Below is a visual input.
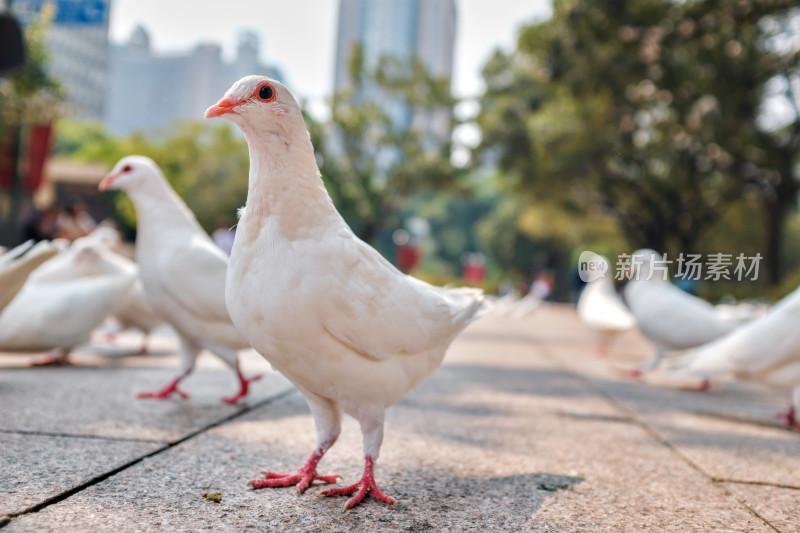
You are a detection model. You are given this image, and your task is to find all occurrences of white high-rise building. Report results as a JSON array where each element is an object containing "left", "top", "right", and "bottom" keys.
[
  {"left": 334, "top": 0, "right": 456, "bottom": 139},
  {"left": 12, "top": 0, "right": 111, "bottom": 121},
  {"left": 106, "top": 28, "right": 283, "bottom": 136}
]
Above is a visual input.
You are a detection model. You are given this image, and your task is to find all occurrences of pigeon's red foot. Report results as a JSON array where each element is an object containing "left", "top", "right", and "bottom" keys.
[
  {"left": 137, "top": 377, "right": 189, "bottom": 400},
  {"left": 319, "top": 456, "right": 396, "bottom": 509},
  {"left": 248, "top": 451, "right": 340, "bottom": 493},
  {"left": 774, "top": 407, "right": 799, "bottom": 431},
  {"left": 683, "top": 378, "right": 711, "bottom": 392},
  {"left": 615, "top": 366, "right": 643, "bottom": 379},
  {"left": 31, "top": 352, "right": 70, "bottom": 366},
  {"left": 222, "top": 371, "right": 263, "bottom": 405}
]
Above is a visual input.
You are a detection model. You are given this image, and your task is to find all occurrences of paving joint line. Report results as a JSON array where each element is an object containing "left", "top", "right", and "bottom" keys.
[
  {"left": 0, "top": 387, "right": 297, "bottom": 530},
  {"left": 0, "top": 428, "right": 166, "bottom": 444},
  {"left": 537, "top": 346, "right": 782, "bottom": 533},
  {"left": 713, "top": 478, "right": 800, "bottom": 491}
]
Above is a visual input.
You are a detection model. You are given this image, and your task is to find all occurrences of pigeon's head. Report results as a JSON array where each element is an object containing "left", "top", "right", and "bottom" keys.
[
  {"left": 99, "top": 155, "right": 162, "bottom": 193},
  {"left": 204, "top": 75, "right": 301, "bottom": 129}
]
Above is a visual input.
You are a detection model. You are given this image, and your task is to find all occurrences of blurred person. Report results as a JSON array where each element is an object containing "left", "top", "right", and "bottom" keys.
[
  {"left": 531, "top": 272, "right": 554, "bottom": 301},
  {"left": 56, "top": 199, "right": 96, "bottom": 241},
  {"left": 212, "top": 219, "right": 236, "bottom": 255},
  {"left": 20, "top": 205, "right": 58, "bottom": 242}
]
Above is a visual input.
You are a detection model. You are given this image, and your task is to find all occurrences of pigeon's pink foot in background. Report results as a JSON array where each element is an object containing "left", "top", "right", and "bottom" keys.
[
  {"left": 683, "top": 378, "right": 711, "bottom": 392},
  {"left": 133, "top": 336, "right": 149, "bottom": 356},
  {"left": 137, "top": 376, "right": 189, "bottom": 400},
  {"left": 31, "top": 350, "right": 71, "bottom": 367},
  {"left": 319, "top": 456, "right": 396, "bottom": 509},
  {"left": 249, "top": 449, "right": 340, "bottom": 493},
  {"left": 222, "top": 370, "right": 263, "bottom": 405},
  {"left": 594, "top": 342, "right": 609, "bottom": 358},
  {"left": 615, "top": 366, "right": 643, "bottom": 380},
  {"left": 774, "top": 406, "right": 799, "bottom": 431}
]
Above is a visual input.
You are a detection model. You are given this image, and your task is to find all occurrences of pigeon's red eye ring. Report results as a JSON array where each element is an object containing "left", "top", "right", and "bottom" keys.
[
  {"left": 122, "top": 165, "right": 132, "bottom": 172},
  {"left": 255, "top": 82, "right": 276, "bottom": 102}
]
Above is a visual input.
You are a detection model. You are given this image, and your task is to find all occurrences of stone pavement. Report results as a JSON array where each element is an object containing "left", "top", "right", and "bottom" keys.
[{"left": 0, "top": 306, "right": 797, "bottom": 532}]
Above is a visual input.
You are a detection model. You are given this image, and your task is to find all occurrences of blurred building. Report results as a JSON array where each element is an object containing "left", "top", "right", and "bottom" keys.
[
  {"left": 105, "top": 27, "right": 284, "bottom": 136},
  {"left": 334, "top": 0, "right": 456, "bottom": 142},
  {"left": 11, "top": 0, "right": 111, "bottom": 121}
]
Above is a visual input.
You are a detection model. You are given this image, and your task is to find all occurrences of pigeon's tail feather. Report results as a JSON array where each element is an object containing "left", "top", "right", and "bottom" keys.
[{"left": 446, "top": 287, "right": 487, "bottom": 325}]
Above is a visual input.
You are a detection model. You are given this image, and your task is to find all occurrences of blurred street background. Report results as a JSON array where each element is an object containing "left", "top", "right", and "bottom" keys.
[{"left": 1, "top": 0, "right": 796, "bottom": 302}]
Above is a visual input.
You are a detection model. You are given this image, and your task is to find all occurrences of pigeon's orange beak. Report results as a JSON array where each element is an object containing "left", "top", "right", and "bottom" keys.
[
  {"left": 205, "top": 96, "right": 240, "bottom": 118},
  {"left": 98, "top": 172, "right": 116, "bottom": 191}
]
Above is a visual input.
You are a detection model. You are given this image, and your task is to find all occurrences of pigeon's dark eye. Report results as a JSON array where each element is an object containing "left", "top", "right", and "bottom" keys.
[
  {"left": 122, "top": 165, "right": 132, "bottom": 173},
  {"left": 257, "top": 83, "right": 276, "bottom": 102}
]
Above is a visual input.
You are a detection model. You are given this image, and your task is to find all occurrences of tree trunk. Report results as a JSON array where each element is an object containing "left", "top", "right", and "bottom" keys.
[{"left": 763, "top": 196, "right": 785, "bottom": 286}]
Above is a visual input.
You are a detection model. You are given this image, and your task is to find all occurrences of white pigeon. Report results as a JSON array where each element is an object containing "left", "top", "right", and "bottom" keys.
[
  {"left": 206, "top": 76, "right": 485, "bottom": 509},
  {"left": 577, "top": 253, "right": 635, "bottom": 356},
  {"left": 98, "top": 156, "right": 260, "bottom": 404},
  {"left": 665, "top": 285, "right": 800, "bottom": 431},
  {"left": 30, "top": 236, "right": 164, "bottom": 354},
  {"left": 0, "top": 247, "right": 135, "bottom": 363},
  {"left": 0, "top": 240, "right": 59, "bottom": 313},
  {"left": 623, "top": 249, "right": 740, "bottom": 381}
]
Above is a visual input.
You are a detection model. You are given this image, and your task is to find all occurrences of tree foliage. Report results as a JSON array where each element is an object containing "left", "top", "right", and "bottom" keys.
[
  {"left": 309, "top": 45, "right": 462, "bottom": 245},
  {"left": 477, "top": 0, "right": 800, "bottom": 283}
]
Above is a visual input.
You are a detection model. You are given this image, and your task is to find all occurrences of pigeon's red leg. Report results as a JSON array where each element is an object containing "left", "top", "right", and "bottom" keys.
[
  {"left": 31, "top": 348, "right": 71, "bottom": 367},
  {"left": 137, "top": 374, "right": 190, "bottom": 400},
  {"left": 319, "top": 456, "right": 396, "bottom": 509},
  {"left": 133, "top": 334, "right": 149, "bottom": 356},
  {"left": 595, "top": 339, "right": 609, "bottom": 358},
  {"left": 774, "top": 406, "right": 798, "bottom": 430},
  {"left": 683, "top": 378, "right": 711, "bottom": 392},
  {"left": 222, "top": 365, "right": 263, "bottom": 405},
  {"left": 249, "top": 442, "right": 341, "bottom": 493}
]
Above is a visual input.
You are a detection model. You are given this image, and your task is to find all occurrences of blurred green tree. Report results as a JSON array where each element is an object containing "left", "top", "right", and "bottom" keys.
[
  {"left": 477, "top": 0, "right": 800, "bottom": 284},
  {"left": 59, "top": 121, "right": 249, "bottom": 234},
  {"left": 309, "top": 44, "right": 463, "bottom": 246}
]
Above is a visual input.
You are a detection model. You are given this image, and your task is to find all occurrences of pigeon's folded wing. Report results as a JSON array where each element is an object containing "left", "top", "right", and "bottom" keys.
[
  {"left": 156, "top": 234, "right": 231, "bottom": 321},
  {"left": 321, "top": 235, "right": 480, "bottom": 361}
]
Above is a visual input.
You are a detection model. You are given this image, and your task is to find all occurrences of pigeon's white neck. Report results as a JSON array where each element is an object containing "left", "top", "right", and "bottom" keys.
[
  {"left": 125, "top": 175, "right": 205, "bottom": 240},
  {"left": 239, "top": 117, "right": 341, "bottom": 240}
]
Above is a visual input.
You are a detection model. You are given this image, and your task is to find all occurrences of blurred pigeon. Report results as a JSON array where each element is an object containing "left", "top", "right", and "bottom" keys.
[
  {"left": 577, "top": 253, "right": 635, "bottom": 356},
  {"left": 0, "top": 248, "right": 135, "bottom": 364},
  {"left": 30, "top": 236, "right": 164, "bottom": 354},
  {"left": 99, "top": 156, "right": 260, "bottom": 404},
  {"left": 0, "top": 240, "right": 58, "bottom": 313},
  {"left": 665, "top": 286, "right": 800, "bottom": 430},
  {"left": 206, "top": 76, "right": 485, "bottom": 509},
  {"left": 623, "top": 249, "right": 740, "bottom": 383}
]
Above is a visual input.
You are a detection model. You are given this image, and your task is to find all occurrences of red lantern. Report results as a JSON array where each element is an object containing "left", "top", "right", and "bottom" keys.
[{"left": 25, "top": 123, "right": 53, "bottom": 192}]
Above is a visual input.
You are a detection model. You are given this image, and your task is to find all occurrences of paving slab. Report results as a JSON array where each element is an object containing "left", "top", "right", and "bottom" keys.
[
  {"left": 0, "top": 432, "right": 161, "bottom": 520},
  {"left": 725, "top": 483, "right": 800, "bottom": 533},
  {"left": 4, "top": 317, "right": 778, "bottom": 532},
  {"left": 0, "top": 364, "right": 292, "bottom": 442}
]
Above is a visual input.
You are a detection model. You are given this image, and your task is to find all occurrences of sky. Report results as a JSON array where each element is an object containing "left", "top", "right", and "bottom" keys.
[{"left": 108, "top": 0, "right": 551, "bottom": 111}]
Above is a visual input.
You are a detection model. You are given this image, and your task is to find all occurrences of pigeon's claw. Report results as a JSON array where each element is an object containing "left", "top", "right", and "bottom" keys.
[
  {"left": 249, "top": 468, "right": 340, "bottom": 493},
  {"left": 318, "top": 456, "right": 396, "bottom": 509},
  {"left": 136, "top": 377, "right": 189, "bottom": 400},
  {"left": 31, "top": 349, "right": 71, "bottom": 367},
  {"left": 774, "top": 406, "right": 799, "bottom": 431},
  {"left": 221, "top": 371, "right": 263, "bottom": 404}
]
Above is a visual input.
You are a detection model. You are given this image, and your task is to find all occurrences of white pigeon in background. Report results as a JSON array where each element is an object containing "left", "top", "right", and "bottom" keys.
[
  {"left": 623, "top": 249, "right": 741, "bottom": 384},
  {"left": 98, "top": 156, "right": 260, "bottom": 404},
  {"left": 665, "top": 285, "right": 800, "bottom": 431},
  {"left": 0, "top": 240, "right": 59, "bottom": 313},
  {"left": 30, "top": 236, "right": 164, "bottom": 354},
  {"left": 0, "top": 246, "right": 135, "bottom": 364},
  {"left": 577, "top": 253, "right": 635, "bottom": 356},
  {"left": 206, "top": 76, "right": 485, "bottom": 509}
]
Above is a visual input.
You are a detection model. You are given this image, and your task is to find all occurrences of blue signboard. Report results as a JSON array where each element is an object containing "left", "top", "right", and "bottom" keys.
[{"left": 11, "top": 0, "right": 108, "bottom": 26}]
